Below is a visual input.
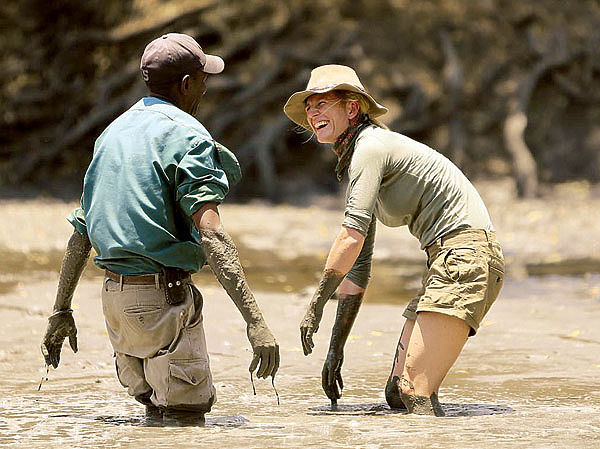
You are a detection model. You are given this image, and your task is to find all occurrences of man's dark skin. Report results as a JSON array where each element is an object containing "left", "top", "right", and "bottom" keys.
[{"left": 42, "top": 69, "right": 279, "bottom": 381}]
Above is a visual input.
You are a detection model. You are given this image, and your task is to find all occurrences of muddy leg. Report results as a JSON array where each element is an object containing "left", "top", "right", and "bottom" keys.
[
  {"left": 399, "top": 389, "right": 445, "bottom": 416},
  {"left": 400, "top": 311, "right": 470, "bottom": 416},
  {"left": 385, "top": 319, "right": 415, "bottom": 410},
  {"left": 114, "top": 352, "right": 152, "bottom": 400}
]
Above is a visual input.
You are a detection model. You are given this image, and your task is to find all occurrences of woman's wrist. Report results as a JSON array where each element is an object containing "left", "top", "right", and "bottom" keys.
[{"left": 314, "top": 268, "right": 345, "bottom": 305}]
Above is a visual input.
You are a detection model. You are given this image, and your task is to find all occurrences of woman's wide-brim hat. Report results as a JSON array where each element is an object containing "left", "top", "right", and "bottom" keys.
[{"left": 283, "top": 64, "right": 388, "bottom": 129}]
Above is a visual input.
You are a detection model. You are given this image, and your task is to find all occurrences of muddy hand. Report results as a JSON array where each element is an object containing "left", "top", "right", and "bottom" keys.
[
  {"left": 322, "top": 348, "right": 344, "bottom": 401},
  {"left": 41, "top": 309, "right": 78, "bottom": 369},
  {"left": 247, "top": 321, "right": 280, "bottom": 379},
  {"left": 300, "top": 302, "right": 323, "bottom": 356}
]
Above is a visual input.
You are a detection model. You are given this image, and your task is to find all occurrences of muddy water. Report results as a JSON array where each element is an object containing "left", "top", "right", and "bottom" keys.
[
  {"left": 1, "top": 191, "right": 600, "bottom": 448},
  {"left": 1, "top": 267, "right": 600, "bottom": 447}
]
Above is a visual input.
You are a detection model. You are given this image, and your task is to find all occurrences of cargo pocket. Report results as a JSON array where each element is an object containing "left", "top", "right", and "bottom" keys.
[
  {"left": 443, "top": 247, "right": 485, "bottom": 283},
  {"left": 167, "top": 358, "right": 215, "bottom": 412}
]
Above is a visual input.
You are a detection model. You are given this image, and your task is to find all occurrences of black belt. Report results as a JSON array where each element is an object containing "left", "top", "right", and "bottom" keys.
[{"left": 104, "top": 268, "right": 191, "bottom": 286}]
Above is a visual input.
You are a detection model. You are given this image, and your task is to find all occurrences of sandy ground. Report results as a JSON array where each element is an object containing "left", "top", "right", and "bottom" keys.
[{"left": 1, "top": 178, "right": 600, "bottom": 448}]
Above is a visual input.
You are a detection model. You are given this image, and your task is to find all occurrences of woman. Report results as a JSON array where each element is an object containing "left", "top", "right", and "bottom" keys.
[{"left": 283, "top": 65, "right": 504, "bottom": 416}]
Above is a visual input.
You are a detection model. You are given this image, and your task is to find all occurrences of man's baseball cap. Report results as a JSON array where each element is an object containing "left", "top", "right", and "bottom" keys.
[{"left": 140, "top": 33, "right": 224, "bottom": 84}]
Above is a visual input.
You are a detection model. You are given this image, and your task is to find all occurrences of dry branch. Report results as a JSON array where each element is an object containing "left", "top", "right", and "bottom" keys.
[
  {"left": 503, "top": 28, "right": 580, "bottom": 197},
  {"left": 440, "top": 28, "right": 466, "bottom": 169},
  {"left": 62, "top": 3, "right": 220, "bottom": 48}
]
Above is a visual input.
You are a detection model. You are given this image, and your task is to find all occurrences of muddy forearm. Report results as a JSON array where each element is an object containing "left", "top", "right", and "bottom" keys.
[
  {"left": 53, "top": 231, "right": 92, "bottom": 312},
  {"left": 198, "top": 227, "right": 264, "bottom": 325},
  {"left": 328, "top": 292, "right": 364, "bottom": 353},
  {"left": 310, "top": 268, "right": 346, "bottom": 312}
]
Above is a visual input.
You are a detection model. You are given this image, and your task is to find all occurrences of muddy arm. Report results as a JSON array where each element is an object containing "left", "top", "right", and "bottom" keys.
[
  {"left": 328, "top": 290, "right": 364, "bottom": 353},
  {"left": 300, "top": 268, "right": 346, "bottom": 355},
  {"left": 319, "top": 219, "right": 375, "bottom": 400},
  {"left": 300, "top": 224, "right": 367, "bottom": 356},
  {"left": 41, "top": 230, "right": 92, "bottom": 368},
  {"left": 321, "top": 289, "right": 364, "bottom": 401},
  {"left": 326, "top": 218, "right": 375, "bottom": 354},
  {"left": 193, "top": 202, "right": 279, "bottom": 379},
  {"left": 52, "top": 230, "right": 92, "bottom": 312}
]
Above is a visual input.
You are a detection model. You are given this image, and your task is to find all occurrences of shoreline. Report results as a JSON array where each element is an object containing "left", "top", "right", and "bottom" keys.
[{"left": 1, "top": 178, "right": 599, "bottom": 276}]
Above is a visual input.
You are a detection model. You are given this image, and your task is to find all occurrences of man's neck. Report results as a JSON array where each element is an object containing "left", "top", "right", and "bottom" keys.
[{"left": 149, "top": 92, "right": 176, "bottom": 104}]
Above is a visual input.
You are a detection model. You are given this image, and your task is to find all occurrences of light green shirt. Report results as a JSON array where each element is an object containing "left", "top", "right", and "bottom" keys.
[
  {"left": 68, "top": 97, "right": 241, "bottom": 275},
  {"left": 345, "top": 216, "right": 376, "bottom": 289},
  {"left": 342, "top": 126, "right": 493, "bottom": 249}
]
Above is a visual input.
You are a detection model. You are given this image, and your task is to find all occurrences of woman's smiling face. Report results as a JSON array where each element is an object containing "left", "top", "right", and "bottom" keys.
[{"left": 305, "top": 92, "right": 352, "bottom": 144}]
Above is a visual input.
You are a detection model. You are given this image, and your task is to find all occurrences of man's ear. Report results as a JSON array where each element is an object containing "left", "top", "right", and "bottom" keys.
[{"left": 179, "top": 74, "right": 191, "bottom": 95}]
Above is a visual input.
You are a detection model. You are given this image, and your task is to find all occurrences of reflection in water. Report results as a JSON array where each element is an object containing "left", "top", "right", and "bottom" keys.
[
  {"left": 308, "top": 402, "right": 514, "bottom": 417},
  {"left": 437, "top": 403, "right": 515, "bottom": 417},
  {"left": 309, "top": 402, "right": 406, "bottom": 416},
  {"left": 94, "top": 413, "right": 251, "bottom": 428}
]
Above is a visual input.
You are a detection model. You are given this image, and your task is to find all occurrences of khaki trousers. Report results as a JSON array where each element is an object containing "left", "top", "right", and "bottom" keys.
[{"left": 101, "top": 277, "right": 216, "bottom": 412}]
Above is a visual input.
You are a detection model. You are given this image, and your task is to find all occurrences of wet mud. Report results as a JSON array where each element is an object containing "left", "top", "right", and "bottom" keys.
[
  {"left": 1, "top": 182, "right": 600, "bottom": 448},
  {"left": 308, "top": 401, "right": 514, "bottom": 417},
  {"left": 2, "top": 275, "right": 599, "bottom": 447}
]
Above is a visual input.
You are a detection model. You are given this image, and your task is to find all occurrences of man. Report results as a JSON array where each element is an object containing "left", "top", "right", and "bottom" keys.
[{"left": 41, "top": 33, "right": 279, "bottom": 425}]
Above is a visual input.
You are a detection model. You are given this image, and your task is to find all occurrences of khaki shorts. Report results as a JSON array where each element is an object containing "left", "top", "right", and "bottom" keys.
[
  {"left": 102, "top": 277, "right": 216, "bottom": 412},
  {"left": 403, "top": 228, "right": 505, "bottom": 336}
]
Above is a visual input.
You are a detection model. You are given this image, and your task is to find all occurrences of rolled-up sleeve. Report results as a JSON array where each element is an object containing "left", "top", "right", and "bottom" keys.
[
  {"left": 345, "top": 216, "right": 376, "bottom": 288},
  {"left": 342, "top": 136, "right": 387, "bottom": 235},
  {"left": 67, "top": 206, "right": 88, "bottom": 236},
  {"left": 176, "top": 139, "right": 230, "bottom": 217}
]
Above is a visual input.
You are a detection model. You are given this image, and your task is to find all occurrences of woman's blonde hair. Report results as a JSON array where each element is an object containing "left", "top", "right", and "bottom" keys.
[{"left": 335, "top": 90, "right": 388, "bottom": 129}]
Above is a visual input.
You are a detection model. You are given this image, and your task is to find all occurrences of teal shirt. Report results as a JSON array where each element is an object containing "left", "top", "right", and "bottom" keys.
[{"left": 68, "top": 97, "right": 241, "bottom": 275}]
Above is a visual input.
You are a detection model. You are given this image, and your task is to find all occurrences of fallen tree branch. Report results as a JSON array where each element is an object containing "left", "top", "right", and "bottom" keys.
[{"left": 237, "top": 115, "right": 290, "bottom": 201}]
